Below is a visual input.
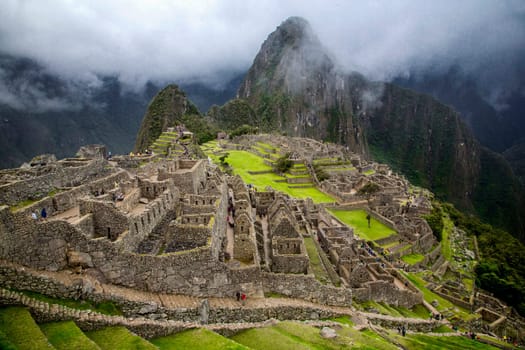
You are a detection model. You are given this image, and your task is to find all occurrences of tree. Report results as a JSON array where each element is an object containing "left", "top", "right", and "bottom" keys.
[
  {"left": 357, "top": 182, "right": 380, "bottom": 200},
  {"left": 274, "top": 153, "right": 293, "bottom": 174}
]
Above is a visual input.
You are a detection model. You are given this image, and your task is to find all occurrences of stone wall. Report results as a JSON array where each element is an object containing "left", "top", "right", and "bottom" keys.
[
  {"left": 167, "top": 160, "right": 207, "bottom": 194},
  {"left": 15, "top": 170, "right": 130, "bottom": 219},
  {"left": 353, "top": 280, "right": 422, "bottom": 308},
  {"left": 262, "top": 272, "right": 352, "bottom": 306},
  {"left": 79, "top": 199, "right": 128, "bottom": 240},
  {"left": 0, "top": 158, "right": 112, "bottom": 206}
]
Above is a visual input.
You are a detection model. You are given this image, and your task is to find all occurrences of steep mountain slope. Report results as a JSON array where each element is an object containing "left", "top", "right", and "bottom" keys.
[
  {"left": 134, "top": 84, "right": 219, "bottom": 152},
  {"left": 0, "top": 54, "right": 157, "bottom": 168},
  {"left": 0, "top": 54, "right": 240, "bottom": 168},
  {"left": 219, "top": 16, "right": 525, "bottom": 238}
]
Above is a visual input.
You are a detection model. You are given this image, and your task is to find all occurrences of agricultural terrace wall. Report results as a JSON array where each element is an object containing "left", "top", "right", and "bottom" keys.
[
  {"left": 433, "top": 287, "right": 472, "bottom": 310},
  {"left": 261, "top": 272, "right": 352, "bottom": 307},
  {"left": 0, "top": 159, "right": 111, "bottom": 206}
]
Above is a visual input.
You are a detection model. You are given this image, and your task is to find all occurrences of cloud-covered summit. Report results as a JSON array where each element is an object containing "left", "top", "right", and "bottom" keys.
[{"left": 1, "top": 1, "right": 524, "bottom": 108}]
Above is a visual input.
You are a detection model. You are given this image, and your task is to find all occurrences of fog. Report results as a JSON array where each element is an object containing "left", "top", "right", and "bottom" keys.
[{"left": 1, "top": 0, "right": 524, "bottom": 109}]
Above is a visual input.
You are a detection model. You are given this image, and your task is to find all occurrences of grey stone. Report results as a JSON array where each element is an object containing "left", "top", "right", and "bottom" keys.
[
  {"left": 67, "top": 251, "right": 94, "bottom": 268},
  {"left": 138, "top": 303, "right": 158, "bottom": 314},
  {"left": 320, "top": 327, "right": 337, "bottom": 339}
]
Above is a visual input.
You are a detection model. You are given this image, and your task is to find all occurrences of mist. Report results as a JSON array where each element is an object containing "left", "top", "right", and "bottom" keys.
[{"left": 1, "top": 0, "right": 524, "bottom": 110}]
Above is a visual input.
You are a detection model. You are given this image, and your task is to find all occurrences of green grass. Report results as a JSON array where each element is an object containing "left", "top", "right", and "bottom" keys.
[
  {"left": 441, "top": 212, "right": 454, "bottom": 262},
  {"left": 303, "top": 236, "right": 331, "bottom": 284},
  {"left": 152, "top": 328, "right": 250, "bottom": 349},
  {"left": 232, "top": 321, "right": 398, "bottom": 350},
  {"left": 328, "top": 209, "right": 396, "bottom": 241},
  {"left": 10, "top": 199, "right": 38, "bottom": 212},
  {"left": 363, "top": 169, "right": 376, "bottom": 176},
  {"left": 392, "top": 332, "right": 500, "bottom": 350},
  {"left": 402, "top": 253, "right": 425, "bottom": 265},
  {"left": 205, "top": 149, "right": 335, "bottom": 203},
  {"left": 463, "top": 278, "right": 474, "bottom": 292},
  {"left": 0, "top": 306, "right": 55, "bottom": 349},
  {"left": 40, "top": 321, "right": 100, "bottom": 350},
  {"left": 432, "top": 324, "right": 453, "bottom": 333},
  {"left": 0, "top": 329, "right": 17, "bottom": 350},
  {"left": 358, "top": 301, "right": 429, "bottom": 319},
  {"left": 400, "top": 272, "right": 475, "bottom": 321},
  {"left": 86, "top": 326, "right": 157, "bottom": 350},
  {"left": 232, "top": 326, "right": 311, "bottom": 350},
  {"left": 19, "top": 290, "right": 122, "bottom": 315}
]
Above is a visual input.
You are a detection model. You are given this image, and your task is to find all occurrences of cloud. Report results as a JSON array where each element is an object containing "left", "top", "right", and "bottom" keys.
[{"left": 0, "top": 0, "right": 524, "bottom": 101}]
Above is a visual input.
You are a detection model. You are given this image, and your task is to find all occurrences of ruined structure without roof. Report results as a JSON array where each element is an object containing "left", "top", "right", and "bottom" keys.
[{"left": 0, "top": 136, "right": 522, "bottom": 338}]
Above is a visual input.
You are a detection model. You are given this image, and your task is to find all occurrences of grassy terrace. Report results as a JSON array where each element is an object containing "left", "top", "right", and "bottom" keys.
[
  {"left": 401, "top": 271, "right": 476, "bottom": 321},
  {"left": 402, "top": 253, "right": 425, "bottom": 265},
  {"left": 232, "top": 321, "right": 399, "bottom": 350},
  {"left": 204, "top": 147, "right": 335, "bottom": 203},
  {"left": 40, "top": 321, "right": 100, "bottom": 350},
  {"left": 19, "top": 290, "right": 122, "bottom": 316},
  {"left": 0, "top": 306, "right": 55, "bottom": 349},
  {"left": 303, "top": 236, "right": 331, "bottom": 284},
  {"left": 441, "top": 212, "right": 454, "bottom": 262},
  {"left": 358, "top": 300, "right": 429, "bottom": 319},
  {"left": 152, "top": 328, "right": 249, "bottom": 350},
  {"left": 86, "top": 326, "right": 157, "bottom": 350},
  {"left": 328, "top": 209, "right": 396, "bottom": 241}
]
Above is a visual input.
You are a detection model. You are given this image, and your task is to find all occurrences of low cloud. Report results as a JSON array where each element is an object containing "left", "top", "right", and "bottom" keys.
[{"left": 0, "top": 0, "right": 524, "bottom": 108}]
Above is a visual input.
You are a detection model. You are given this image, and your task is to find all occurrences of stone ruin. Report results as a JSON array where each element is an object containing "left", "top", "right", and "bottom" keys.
[{"left": 1, "top": 135, "right": 523, "bottom": 339}]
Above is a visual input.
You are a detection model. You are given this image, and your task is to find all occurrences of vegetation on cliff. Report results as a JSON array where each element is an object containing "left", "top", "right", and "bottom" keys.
[
  {"left": 442, "top": 202, "right": 525, "bottom": 315},
  {"left": 134, "top": 84, "right": 211, "bottom": 152}
]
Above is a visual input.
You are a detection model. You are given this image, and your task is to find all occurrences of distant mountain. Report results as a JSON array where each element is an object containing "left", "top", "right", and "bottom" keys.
[
  {"left": 212, "top": 16, "right": 525, "bottom": 238},
  {"left": 393, "top": 66, "right": 525, "bottom": 184},
  {"left": 0, "top": 54, "right": 240, "bottom": 168}
]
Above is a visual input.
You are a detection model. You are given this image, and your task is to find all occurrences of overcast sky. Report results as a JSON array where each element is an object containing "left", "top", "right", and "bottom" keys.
[{"left": 1, "top": 0, "right": 524, "bottom": 92}]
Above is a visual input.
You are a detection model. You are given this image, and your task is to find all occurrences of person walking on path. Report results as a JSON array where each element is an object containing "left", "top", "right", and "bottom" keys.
[
  {"left": 40, "top": 208, "right": 47, "bottom": 221},
  {"left": 241, "top": 293, "right": 246, "bottom": 306},
  {"left": 236, "top": 291, "right": 241, "bottom": 302}
]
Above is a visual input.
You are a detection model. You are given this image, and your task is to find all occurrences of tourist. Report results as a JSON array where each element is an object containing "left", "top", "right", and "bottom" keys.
[
  {"left": 241, "top": 293, "right": 246, "bottom": 306},
  {"left": 236, "top": 291, "right": 241, "bottom": 302},
  {"left": 41, "top": 208, "right": 47, "bottom": 220},
  {"left": 401, "top": 325, "right": 406, "bottom": 336},
  {"left": 31, "top": 211, "right": 38, "bottom": 220}
]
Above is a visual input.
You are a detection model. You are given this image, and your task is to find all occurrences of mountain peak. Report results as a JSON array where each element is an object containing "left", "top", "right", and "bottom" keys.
[
  {"left": 238, "top": 16, "right": 334, "bottom": 98},
  {"left": 275, "top": 16, "right": 312, "bottom": 41}
]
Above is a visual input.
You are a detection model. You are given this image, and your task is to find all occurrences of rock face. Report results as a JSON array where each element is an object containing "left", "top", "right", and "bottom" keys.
[
  {"left": 237, "top": 17, "right": 367, "bottom": 154},
  {"left": 232, "top": 16, "right": 524, "bottom": 237}
]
